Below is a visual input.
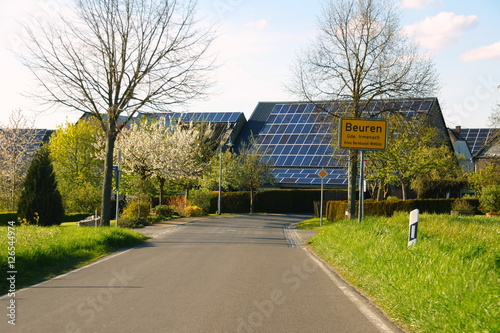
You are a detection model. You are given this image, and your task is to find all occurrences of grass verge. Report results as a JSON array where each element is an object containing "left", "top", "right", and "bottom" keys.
[
  {"left": 299, "top": 213, "right": 500, "bottom": 333},
  {"left": 0, "top": 226, "right": 149, "bottom": 295}
]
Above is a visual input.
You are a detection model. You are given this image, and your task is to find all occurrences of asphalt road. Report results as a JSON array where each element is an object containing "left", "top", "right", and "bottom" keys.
[{"left": 1, "top": 214, "right": 404, "bottom": 333}]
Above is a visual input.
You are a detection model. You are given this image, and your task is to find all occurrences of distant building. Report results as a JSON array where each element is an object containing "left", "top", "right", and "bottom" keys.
[
  {"left": 13, "top": 100, "right": 498, "bottom": 197},
  {"left": 448, "top": 127, "right": 499, "bottom": 171},
  {"left": 472, "top": 131, "right": 500, "bottom": 171},
  {"left": 79, "top": 111, "right": 247, "bottom": 144},
  {"left": 235, "top": 98, "right": 451, "bottom": 189}
]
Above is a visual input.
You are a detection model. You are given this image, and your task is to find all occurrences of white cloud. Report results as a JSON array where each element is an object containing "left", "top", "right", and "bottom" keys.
[
  {"left": 245, "top": 19, "right": 268, "bottom": 29},
  {"left": 460, "top": 41, "right": 500, "bottom": 62},
  {"left": 399, "top": 0, "right": 442, "bottom": 9},
  {"left": 403, "top": 12, "right": 478, "bottom": 50}
]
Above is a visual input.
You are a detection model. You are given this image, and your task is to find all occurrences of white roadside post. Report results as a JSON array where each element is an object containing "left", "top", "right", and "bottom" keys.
[
  {"left": 408, "top": 209, "right": 419, "bottom": 247},
  {"left": 318, "top": 169, "right": 328, "bottom": 227}
]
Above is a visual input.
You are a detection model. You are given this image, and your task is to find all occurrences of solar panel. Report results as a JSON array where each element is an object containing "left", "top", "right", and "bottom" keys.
[
  {"left": 155, "top": 112, "right": 242, "bottom": 124},
  {"left": 251, "top": 98, "right": 436, "bottom": 186},
  {"left": 460, "top": 128, "right": 498, "bottom": 155}
]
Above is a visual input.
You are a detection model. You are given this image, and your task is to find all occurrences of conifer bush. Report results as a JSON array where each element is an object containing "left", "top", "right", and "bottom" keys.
[{"left": 17, "top": 146, "right": 65, "bottom": 226}]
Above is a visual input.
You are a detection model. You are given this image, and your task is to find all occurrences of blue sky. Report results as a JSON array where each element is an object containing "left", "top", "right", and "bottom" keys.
[{"left": 1, "top": 0, "right": 499, "bottom": 129}]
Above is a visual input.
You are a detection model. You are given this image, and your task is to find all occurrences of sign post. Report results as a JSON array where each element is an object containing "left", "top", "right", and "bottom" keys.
[
  {"left": 114, "top": 149, "right": 121, "bottom": 228},
  {"left": 339, "top": 117, "right": 388, "bottom": 222},
  {"left": 408, "top": 209, "right": 419, "bottom": 247},
  {"left": 358, "top": 150, "right": 364, "bottom": 222},
  {"left": 318, "top": 169, "right": 328, "bottom": 227}
]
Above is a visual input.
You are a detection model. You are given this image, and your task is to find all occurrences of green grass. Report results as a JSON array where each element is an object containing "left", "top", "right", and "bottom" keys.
[
  {"left": 0, "top": 225, "right": 149, "bottom": 295},
  {"left": 299, "top": 213, "right": 500, "bottom": 333}
]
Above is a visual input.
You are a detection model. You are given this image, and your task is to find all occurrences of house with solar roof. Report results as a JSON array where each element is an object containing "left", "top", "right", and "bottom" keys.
[
  {"left": 79, "top": 98, "right": 473, "bottom": 193},
  {"left": 0, "top": 128, "right": 54, "bottom": 158},
  {"left": 13, "top": 98, "right": 496, "bottom": 197},
  {"left": 79, "top": 111, "right": 247, "bottom": 144},
  {"left": 449, "top": 127, "right": 499, "bottom": 171},
  {"left": 236, "top": 97, "right": 451, "bottom": 189}
]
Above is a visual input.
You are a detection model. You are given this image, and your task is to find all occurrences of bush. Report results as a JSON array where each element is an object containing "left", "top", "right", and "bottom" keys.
[
  {"left": 451, "top": 199, "right": 475, "bottom": 211},
  {"left": 189, "top": 188, "right": 214, "bottom": 212},
  {"left": 122, "top": 200, "right": 150, "bottom": 219},
  {"left": 150, "top": 205, "right": 177, "bottom": 218},
  {"left": 184, "top": 206, "right": 204, "bottom": 217},
  {"left": 480, "top": 185, "right": 500, "bottom": 213},
  {"left": 118, "top": 216, "right": 149, "bottom": 228},
  {"left": 167, "top": 196, "right": 187, "bottom": 216},
  {"left": 17, "top": 146, "right": 65, "bottom": 226}
]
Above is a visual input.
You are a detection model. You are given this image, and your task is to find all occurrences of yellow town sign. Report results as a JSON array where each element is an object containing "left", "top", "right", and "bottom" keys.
[{"left": 339, "top": 118, "right": 388, "bottom": 151}]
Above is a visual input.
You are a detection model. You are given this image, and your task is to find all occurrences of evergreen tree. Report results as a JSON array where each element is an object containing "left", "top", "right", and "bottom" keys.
[{"left": 17, "top": 145, "right": 65, "bottom": 226}]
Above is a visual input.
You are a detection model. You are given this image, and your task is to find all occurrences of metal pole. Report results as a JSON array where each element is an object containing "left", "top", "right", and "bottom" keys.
[
  {"left": 115, "top": 149, "right": 121, "bottom": 227},
  {"left": 358, "top": 150, "right": 364, "bottom": 222},
  {"left": 218, "top": 145, "right": 222, "bottom": 215},
  {"left": 320, "top": 177, "right": 324, "bottom": 227}
]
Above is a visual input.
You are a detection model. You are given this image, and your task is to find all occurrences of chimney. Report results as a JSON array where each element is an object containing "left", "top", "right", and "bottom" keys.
[{"left": 455, "top": 126, "right": 461, "bottom": 135}]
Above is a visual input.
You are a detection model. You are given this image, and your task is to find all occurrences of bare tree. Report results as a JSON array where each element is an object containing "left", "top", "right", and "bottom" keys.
[
  {"left": 289, "top": 0, "right": 438, "bottom": 218},
  {"left": 0, "top": 110, "right": 41, "bottom": 211},
  {"left": 490, "top": 103, "right": 500, "bottom": 128},
  {"left": 20, "top": 0, "right": 216, "bottom": 225}
]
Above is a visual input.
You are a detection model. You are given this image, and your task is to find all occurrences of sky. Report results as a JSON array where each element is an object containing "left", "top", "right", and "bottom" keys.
[{"left": 0, "top": 0, "right": 499, "bottom": 129}]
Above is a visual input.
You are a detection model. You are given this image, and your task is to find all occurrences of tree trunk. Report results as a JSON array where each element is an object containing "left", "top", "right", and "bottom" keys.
[
  {"left": 185, "top": 187, "right": 190, "bottom": 205},
  {"left": 158, "top": 177, "right": 165, "bottom": 206},
  {"left": 100, "top": 120, "right": 117, "bottom": 226},
  {"left": 250, "top": 189, "right": 254, "bottom": 214},
  {"left": 376, "top": 182, "right": 383, "bottom": 201},
  {"left": 347, "top": 150, "right": 359, "bottom": 219},
  {"left": 401, "top": 181, "right": 407, "bottom": 200}
]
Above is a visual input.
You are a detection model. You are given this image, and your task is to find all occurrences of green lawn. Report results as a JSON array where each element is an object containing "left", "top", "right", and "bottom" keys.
[
  {"left": 299, "top": 213, "right": 500, "bottom": 333},
  {"left": 0, "top": 225, "right": 148, "bottom": 295}
]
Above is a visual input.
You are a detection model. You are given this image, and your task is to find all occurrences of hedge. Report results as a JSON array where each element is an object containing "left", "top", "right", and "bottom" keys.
[
  {"left": 0, "top": 212, "right": 93, "bottom": 226},
  {"left": 326, "top": 198, "right": 481, "bottom": 222},
  {"left": 209, "top": 189, "right": 348, "bottom": 214},
  {"left": 0, "top": 212, "right": 17, "bottom": 226}
]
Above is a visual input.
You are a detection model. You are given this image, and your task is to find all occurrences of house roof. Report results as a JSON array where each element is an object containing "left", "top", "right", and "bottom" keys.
[
  {"left": 237, "top": 98, "right": 451, "bottom": 188},
  {"left": 472, "top": 130, "right": 500, "bottom": 159},
  {"left": 449, "top": 127, "right": 500, "bottom": 157}
]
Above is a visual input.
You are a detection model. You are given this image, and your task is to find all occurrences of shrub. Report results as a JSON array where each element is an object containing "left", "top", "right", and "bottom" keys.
[
  {"left": 17, "top": 145, "right": 65, "bottom": 226},
  {"left": 451, "top": 199, "right": 474, "bottom": 211},
  {"left": 184, "top": 206, "right": 204, "bottom": 217},
  {"left": 480, "top": 185, "right": 500, "bottom": 213},
  {"left": 150, "top": 205, "right": 176, "bottom": 218},
  {"left": 189, "top": 188, "right": 214, "bottom": 212},
  {"left": 122, "top": 200, "right": 150, "bottom": 219},
  {"left": 118, "top": 216, "right": 149, "bottom": 228},
  {"left": 167, "top": 196, "right": 186, "bottom": 216}
]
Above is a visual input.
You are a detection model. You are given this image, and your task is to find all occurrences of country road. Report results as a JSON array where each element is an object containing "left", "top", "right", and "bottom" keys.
[{"left": 1, "top": 214, "right": 403, "bottom": 333}]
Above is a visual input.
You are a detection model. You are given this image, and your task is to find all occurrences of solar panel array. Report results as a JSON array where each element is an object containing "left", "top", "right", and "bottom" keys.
[
  {"left": 168, "top": 112, "right": 241, "bottom": 123},
  {"left": 137, "top": 111, "right": 244, "bottom": 144},
  {"left": 253, "top": 99, "right": 437, "bottom": 186},
  {"left": 459, "top": 128, "right": 498, "bottom": 156}
]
